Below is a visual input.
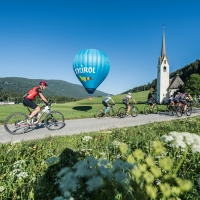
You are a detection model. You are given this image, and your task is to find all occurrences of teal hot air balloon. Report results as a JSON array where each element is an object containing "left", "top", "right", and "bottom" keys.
[{"left": 73, "top": 49, "right": 110, "bottom": 95}]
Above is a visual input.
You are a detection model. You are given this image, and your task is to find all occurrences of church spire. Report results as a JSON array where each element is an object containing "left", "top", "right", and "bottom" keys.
[{"left": 161, "top": 26, "right": 166, "bottom": 59}]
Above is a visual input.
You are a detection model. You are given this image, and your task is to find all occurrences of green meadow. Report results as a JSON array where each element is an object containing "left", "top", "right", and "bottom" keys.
[{"left": 0, "top": 91, "right": 200, "bottom": 200}]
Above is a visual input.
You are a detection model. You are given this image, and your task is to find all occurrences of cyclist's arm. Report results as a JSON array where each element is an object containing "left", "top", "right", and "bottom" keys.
[
  {"left": 132, "top": 97, "right": 136, "bottom": 104},
  {"left": 38, "top": 93, "right": 48, "bottom": 104}
]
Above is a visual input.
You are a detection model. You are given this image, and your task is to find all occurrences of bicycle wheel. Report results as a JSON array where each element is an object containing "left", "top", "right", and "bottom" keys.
[
  {"left": 130, "top": 106, "right": 138, "bottom": 117},
  {"left": 144, "top": 106, "right": 150, "bottom": 115},
  {"left": 95, "top": 108, "right": 105, "bottom": 118},
  {"left": 186, "top": 106, "right": 192, "bottom": 116},
  {"left": 109, "top": 107, "right": 118, "bottom": 117},
  {"left": 176, "top": 106, "right": 183, "bottom": 117},
  {"left": 118, "top": 107, "right": 126, "bottom": 118},
  {"left": 4, "top": 112, "right": 29, "bottom": 135},
  {"left": 44, "top": 111, "right": 64, "bottom": 130},
  {"left": 152, "top": 105, "right": 158, "bottom": 114}
]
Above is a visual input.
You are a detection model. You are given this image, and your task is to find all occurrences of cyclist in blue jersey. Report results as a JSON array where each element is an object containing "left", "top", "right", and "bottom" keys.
[{"left": 102, "top": 94, "right": 115, "bottom": 114}]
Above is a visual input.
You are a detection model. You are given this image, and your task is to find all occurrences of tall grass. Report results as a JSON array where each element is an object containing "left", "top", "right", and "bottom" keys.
[{"left": 0, "top": 116, "right": 200, "bottom": 199}]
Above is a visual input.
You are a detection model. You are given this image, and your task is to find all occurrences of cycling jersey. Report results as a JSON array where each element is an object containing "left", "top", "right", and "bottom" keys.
[
  {"left": 103, "top": 96, "right": 112, "bottom": 103},
  {"left": 25, "top": 86, "right": 41, "bottom": 100},
  {"left": 123, "top": 95, "right": 132, "bottom": 102}
]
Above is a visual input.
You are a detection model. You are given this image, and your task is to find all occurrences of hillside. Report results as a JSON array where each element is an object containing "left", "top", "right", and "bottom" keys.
[
  {"left": 124, "top": 59, "right": 200, "bottom": 93},
  {"left": 0, "top": 77, "right": 107, "bottom": 99}
]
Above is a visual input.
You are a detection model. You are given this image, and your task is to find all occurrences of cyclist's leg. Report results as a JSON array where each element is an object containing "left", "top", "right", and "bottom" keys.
[
  {"left": 102, "top": 101, "right": 109, "bottom": 114},
  {"left": 23, "top": 98, "right": 40, "bottom": 119}
]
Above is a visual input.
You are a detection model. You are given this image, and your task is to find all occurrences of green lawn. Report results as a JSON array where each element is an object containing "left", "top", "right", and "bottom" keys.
[{"left": 0, "top": 91, "right": 166, "bottom": 124}]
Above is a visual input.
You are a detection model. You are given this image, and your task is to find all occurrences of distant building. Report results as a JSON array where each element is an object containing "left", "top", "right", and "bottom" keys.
[{"left": 156, "top": 29, "right": 184, "bottom": 103}]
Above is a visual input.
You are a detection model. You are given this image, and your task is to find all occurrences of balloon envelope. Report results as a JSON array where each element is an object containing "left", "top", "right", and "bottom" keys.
[{"left": 73, "top": 49, "right": 110, "bottom": 94}]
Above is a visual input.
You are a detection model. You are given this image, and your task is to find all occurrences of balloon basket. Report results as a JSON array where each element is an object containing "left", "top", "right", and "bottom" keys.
[{"left": 88, "top": 96, "right": 93, "bottom": 100}]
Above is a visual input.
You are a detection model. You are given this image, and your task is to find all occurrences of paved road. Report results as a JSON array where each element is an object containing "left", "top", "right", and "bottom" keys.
[{"left": 1, "top": 109, "right": 200, "bottom": 144}]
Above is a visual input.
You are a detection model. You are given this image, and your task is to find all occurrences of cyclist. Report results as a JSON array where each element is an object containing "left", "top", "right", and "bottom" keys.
[
  {"left": 23, "top": 81, "right": 49, "bottom": 125},
  {"left": 174, "top": 92, "right": 181, "bottom": 106},
  {"left": 122, "top": 92, "right": 136, "bottom": 115},
  {"left": 147, "top": 93, "right": 156, "bottom": 109},
  {"left": 102, "top": 94, "right": 115, "bottom": 114},
  {"left": 179, "top": 92, "right": 192, "bottom": 113},
  {"left": 168, "top": 95, "right": 175, "bottom": 106}
]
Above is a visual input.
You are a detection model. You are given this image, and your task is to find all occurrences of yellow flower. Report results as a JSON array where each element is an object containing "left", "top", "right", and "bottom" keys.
[
  {"left": 143, "top": 172, "right": 154, "bottom": 184},
  {"left": 127, "top": 155, "right": 135, "bottom": 164},
  {"left": 159, "top": 157, "right": 173, "bottom": 171},
  {"left": 159, "top": 183, "right": 171, "bottom": 197},
  {"left": 145, "top": 156, "right": 155, "bottom": 167},
  {"left": 131, "top": 169, "right": 142, "bottom": 180},
  {"left": 146, "top": 185, "right": 158, "bottom": 199},
  {"left": 150, "top": 166, "right": 162, "bottom": 178},
  {"left": 133, "top": 149, "right": 145, "bottom": 160},
  {"left": 138, "top": 163, "right": 147, "bottom": 172},
  {"left": 176, "top": 178, "right": 193, "bottom": 192},
  {"left": 153, "top": 141, "right": 166, "bottom": 155},
  {"left": 119, "top": 143, "right": 128, "bottom": 155},
  {"left": 171, "top": 186, "right": 181, "bottom": 196}
]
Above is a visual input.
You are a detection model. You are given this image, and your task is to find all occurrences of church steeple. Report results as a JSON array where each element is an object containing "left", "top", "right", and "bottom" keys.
[{"left": 161, "top": 29, "right": 166, "bottom": 59}]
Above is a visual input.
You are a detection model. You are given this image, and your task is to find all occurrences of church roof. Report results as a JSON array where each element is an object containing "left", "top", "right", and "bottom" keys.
[
  {"left": 158, "top": 30, "right": 168, "bottom": 65},
  {"left": 168, "top": 75, "right": 184, "bottom": 89}
]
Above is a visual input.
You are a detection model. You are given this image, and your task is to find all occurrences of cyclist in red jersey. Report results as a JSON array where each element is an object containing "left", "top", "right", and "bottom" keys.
[{"left": 23, "top": 81, "right": 49, "bottom": 125}]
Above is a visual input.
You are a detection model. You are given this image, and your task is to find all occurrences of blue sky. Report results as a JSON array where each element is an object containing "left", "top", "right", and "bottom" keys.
[{"left": 0, "top": 0, "right": 200, "bottom": 95}]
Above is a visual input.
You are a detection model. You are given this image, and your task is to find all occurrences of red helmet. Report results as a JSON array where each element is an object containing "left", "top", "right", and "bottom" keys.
[{"left": 39, "top": 80, "right": 48, "bottom": 86}]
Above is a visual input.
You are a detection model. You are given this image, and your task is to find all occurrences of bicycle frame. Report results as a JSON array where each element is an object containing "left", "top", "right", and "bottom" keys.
[{"left": 26, "top": 104, "right": 51, "bottom": 125}]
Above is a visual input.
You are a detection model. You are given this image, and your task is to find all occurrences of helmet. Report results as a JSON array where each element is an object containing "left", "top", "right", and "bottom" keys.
[
  {"left": 39, "top": 80, "right": 48, "bottom": 86},
  {"left": 128, "top": 92, "right": 131, "bottom": 95}
]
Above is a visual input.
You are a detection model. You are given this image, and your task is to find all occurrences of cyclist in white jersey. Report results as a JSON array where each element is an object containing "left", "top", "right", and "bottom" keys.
[
  {"left": 122, "top": 92, "right": 136, "bottom": 114},
  {"left": 102, "top": 94, "right": 115, "bottom": 114}
]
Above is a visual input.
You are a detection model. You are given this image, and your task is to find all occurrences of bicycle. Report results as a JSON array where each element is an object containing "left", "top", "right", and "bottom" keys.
[
  {"left": 166, "top": 103, "right": 178, "bottom": 116},
  {"left": 144, "top": 102, "right": 158, "bottom": 114},
  {"left": 118, "top": 102, "right": 138, "bottom": 118},
  {"left": 95, "top": 103, "right": 118, "bottom": 118},
  {"left": 4, "top": 102, "right": 65, "bottom": 135},
  {"left": 175, "top": 102, "right": 192, "bottom": 117}
]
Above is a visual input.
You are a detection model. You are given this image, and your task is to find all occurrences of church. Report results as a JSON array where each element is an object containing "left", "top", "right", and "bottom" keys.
[{"left": 156, "top": 30, "right": 184, "bottom": 104}]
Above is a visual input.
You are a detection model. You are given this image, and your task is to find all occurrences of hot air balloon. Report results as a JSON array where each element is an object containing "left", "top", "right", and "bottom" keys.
[{"left": 73, "top": 49, "right": 110, "bottom": 96}]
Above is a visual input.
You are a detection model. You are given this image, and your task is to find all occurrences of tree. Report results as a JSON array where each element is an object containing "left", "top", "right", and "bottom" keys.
[{"left": 184, "top": 74, "right": 200, "bottom": 95}]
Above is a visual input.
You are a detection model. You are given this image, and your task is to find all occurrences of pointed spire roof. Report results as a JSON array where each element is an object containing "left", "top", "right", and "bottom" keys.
[{"left": 161, "top": 29, "right": 166, "bottom": 59}]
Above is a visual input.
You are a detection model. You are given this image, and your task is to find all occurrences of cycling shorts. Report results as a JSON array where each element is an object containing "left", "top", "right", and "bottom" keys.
[
  {"left": 23, "top": 98, "right": 38, "bottom": 109},
  {"left": 180, "top": 99, "right": 187, "bottom": 105},
  {"left": 148, "top": 100, "right": 153, "bottom": 105},
  {"left": 122, "top": 100, "right": 129, "bottom": 108},
  {"left": 102, "top": 101, "right": 108, "bottom": 107}
]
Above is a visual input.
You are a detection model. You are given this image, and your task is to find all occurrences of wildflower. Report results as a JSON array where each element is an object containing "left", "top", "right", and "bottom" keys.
[
  {"left": 133, "top": 149, "right": 145, "bottom": 160},
  {"left": 127, "top": 155, "right": 135, "bottom": 164},
  {"left": 86, "top": 176, "right": 103, "bottom": 192},
  {"left": 176, "top": 178, "right": 193, "bottom": 192},
  {"left": 112, "top": 140, "right": 121, "bottom": 146},
  {"left": 83, "top": 136, "right": 92, "bottom": 142},
  {"left": 143, "top": 171, "right": 154, "bottom": 184},
  {"left": 150, "top": 166, "right": 162, "bottom": 178},
  {"left": 145, "top": 185, "right": 157, "bottom": 199},
  {"left": 171, "top": 186, "right": 181, "bottom": 196},
  {"left": 13, "top": 160, "right": 25, "bottom": 168},
  {"left": 0, "top": 186, "right": 5, "bottom": 192},
  {"left": 191, "top": 144, "right": 200, "bottom": 153},
  {"left": 145, "top": 156, "right": 155, "bottom": 167},
  {"left": 160, "top": 183, "right": 171, "bottom": 197},
  {"left": 159, "top": 157, "right": 173, "bottom": 171},
  {"left": 131, "top": 169, "right": 142, "bottom": 180},
  {"left": 10, "top": 169, "right": 20, "bottom": 176},
  {"left": 138, "top": 163, "right": 147, "bottom": 172},
  {"left": 16, "top": 172, "right": 28, "bottom": 179},
  {"left": 119, "top": 143, "right": 128, "bottom": 155},
  {"left": 152, "top": 141, "right": 166, "bottom": 155}
]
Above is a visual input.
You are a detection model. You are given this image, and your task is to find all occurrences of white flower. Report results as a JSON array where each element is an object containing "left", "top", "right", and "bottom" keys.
[
  {"left": 161, "top": 135, "right": 174, "bottom": 142},
  {"left": 16, "top": 172, "right": 28, "bottom": 179},
  {"left": 0, "top": 186, "right": 5, "bottom": 192},
  {"left": 10, "top": 169, "right": 20, "bottom": 176},
  {"left": 83, "top": 136, "right": 92, "bottom": 142},
  {"left": 174, "top": 140, "right": 187, "bottom": 149},
  {"left": 112, "top": 140, "right": 121, "bottom": 146},
  {"left": 191, "top": 144, "right": 200, "bottom": 153},
  {"left": 13, "top": 160, "right": 25, "bottom": 168}
]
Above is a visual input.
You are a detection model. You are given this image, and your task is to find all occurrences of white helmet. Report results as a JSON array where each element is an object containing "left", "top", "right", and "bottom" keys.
[{"left": 128, "top": 92, "right": 131, "bottom": 95}]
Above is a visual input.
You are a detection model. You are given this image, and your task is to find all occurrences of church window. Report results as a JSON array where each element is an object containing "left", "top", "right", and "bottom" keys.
[
  {"left": 163, "top": 66, "right": 166, "bottom": 72},
  {"left": 164, "top": 60, "right": 166, "bottom": 64}
]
